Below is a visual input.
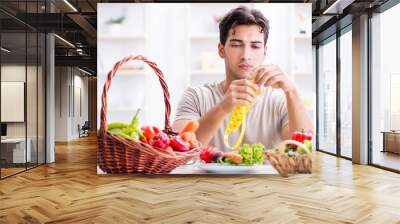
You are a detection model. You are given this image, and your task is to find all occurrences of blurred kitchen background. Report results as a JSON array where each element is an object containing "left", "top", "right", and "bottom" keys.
[{"left": 97, "top": 3, "right": 314, "bottom": 131}]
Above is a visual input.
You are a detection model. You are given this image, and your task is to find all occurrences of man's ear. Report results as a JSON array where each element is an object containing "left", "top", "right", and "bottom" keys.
[
  {"left": 218, "top": 43, "right": 225, "bottom": 58},
  {"left": 264, "top": 45, "right": 267, "bottom": 56}
]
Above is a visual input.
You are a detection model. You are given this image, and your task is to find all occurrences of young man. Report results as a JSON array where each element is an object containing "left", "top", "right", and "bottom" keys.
[{"left": 173, "top": 6, "right": 313, "bottom": 152}]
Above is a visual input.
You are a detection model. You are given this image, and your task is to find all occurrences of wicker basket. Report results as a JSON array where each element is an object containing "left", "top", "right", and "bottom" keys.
[
  {"left": 98, "top": 55, "right": 201, "bottom": 174},
  {"left": 265, "top": 139, "right": 312, "bottom": 177}
]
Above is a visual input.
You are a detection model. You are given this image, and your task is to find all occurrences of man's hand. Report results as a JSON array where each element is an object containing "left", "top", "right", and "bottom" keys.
[
  {"left": 219, "top": 79, "right": 260, "bottom": 114},
  {"left": 253, "top": 64, "right": 296, "bottom": 94}
]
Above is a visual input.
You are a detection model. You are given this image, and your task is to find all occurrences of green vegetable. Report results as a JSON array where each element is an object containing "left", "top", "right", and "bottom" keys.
[
  {"left": 252, "top": 143, "right": 265, "bottom": 164},
  {"left": 107, "top": 122, "right": 128, "bottom": 130},
  {"left": 131, "top": 109, "right": 140, "bottom": 129},
  {"left": 238, "top": 143, "right": 265, "bottom": 165},
  {"left": 114, "top": 131, "right": 137, "bottom": 141},
  {"left": 238, "top": 144, "right": 253, "bottom": 165},
  {"left": 297, "top": 140, "right": 312, "bottom": 154},
  {"left": 107, "top": 109, "right": 143, "bottom": 141},
  {"left": 303, "top": 140, "right": 313, "bottom": 151},
  {"left": 130, "top": 131, "right": 139, "bottom": 141}
]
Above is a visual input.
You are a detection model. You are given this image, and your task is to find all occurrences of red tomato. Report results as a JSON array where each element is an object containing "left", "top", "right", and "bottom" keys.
[
  {"left": 200, "top": 147, "right": 215, "bottom": 163},
  {"left": 291, "top": 131, "right": 305, "bottom": 143}
]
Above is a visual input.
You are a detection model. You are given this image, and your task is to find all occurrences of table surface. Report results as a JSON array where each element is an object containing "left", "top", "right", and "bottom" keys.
[{"left": 97, "top": 163, "right": 278, "bottom": 175}]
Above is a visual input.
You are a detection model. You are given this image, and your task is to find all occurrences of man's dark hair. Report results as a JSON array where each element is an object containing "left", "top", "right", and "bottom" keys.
[{"left": 219, "top": 6, "right": 269, "bottom": 46}]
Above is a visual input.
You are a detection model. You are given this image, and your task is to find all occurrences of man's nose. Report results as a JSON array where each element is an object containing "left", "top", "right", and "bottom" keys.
[{"left": 241, "top": 46, "right": 251, "bottom": 61}]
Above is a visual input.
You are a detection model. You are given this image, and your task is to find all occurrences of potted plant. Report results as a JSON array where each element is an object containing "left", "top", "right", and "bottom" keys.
[{"left": 104, "top": 15, "right": 126, "bottom": 35}]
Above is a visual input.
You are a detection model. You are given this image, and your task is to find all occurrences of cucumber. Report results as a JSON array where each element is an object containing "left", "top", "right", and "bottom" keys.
[
  {"left": 114, "top": 131, "right": 137, "bottom": 141},
  {"left": 107, "top": 122, "right": 128, "bottom": 130}
]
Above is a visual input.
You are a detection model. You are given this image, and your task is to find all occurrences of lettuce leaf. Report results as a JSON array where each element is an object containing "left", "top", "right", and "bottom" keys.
[
  {"left": 238, "top": 143, "right": 265, "bottom": 165},
  {"left": 252, "top": 143, "right": 265, "bottom": 164}
]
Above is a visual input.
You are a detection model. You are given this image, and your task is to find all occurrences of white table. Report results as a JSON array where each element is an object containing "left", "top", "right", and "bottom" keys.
[
  {"left": 1, "top": 138, "right": 31, "bottom": 163},
  {"left": 169, "top": 164, "right": 278, "bottom": 175},
  {"left": 97, "top": 164, "right": 278, "bottom": 175}
]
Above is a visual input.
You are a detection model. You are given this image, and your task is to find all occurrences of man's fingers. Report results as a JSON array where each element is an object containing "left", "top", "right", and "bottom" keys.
[
  {"left": 235, "top": 79, "right": 259, "bottom": 89},
  {"left": 252, "top": 65, "right": 274, "bottom": 83},
  {"left": 232, "top": 92, "right": 255, "bottom": 104},
  {"left": 234, "top": 99, "right": 252, "bottom": 107},
  {"left": 232, "top": 79, "right": 259, "bottom": 93},
  {"left": 265, "top": 73, "right": 283, "bottom": 87},
  {"left": 257, "top": 70, "right": 282, "bottom": 87},
  {"left": 232, "top": 85, "right": 257, "bottom": 98},
  {"left": 253, "top": 66, "right": 266, "bottom": 82}
]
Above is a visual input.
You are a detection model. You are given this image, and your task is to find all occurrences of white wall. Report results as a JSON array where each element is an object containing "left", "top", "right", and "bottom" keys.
[
  {"left": 1, "top": 64, "right": 46, "bottom": 163},
  {"left": 72, "top": 73, "right": 89, "bottom": 138},
  {"left": 55, "top": 67, "right": 68, "bottom": 141},
  {"left": 54, "top": 67, "right": 89, "bottom": 141},
  {"left": 1, "top": 65, "right": 31, "bottom": 138}
]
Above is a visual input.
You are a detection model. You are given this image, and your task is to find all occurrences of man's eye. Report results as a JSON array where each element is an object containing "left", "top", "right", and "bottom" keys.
[
  {"left": 252, "top": 46, "right": 261, "bottom": 49},
  {"left": 231, "top": 44, "right": 241, "bottom": 47}
]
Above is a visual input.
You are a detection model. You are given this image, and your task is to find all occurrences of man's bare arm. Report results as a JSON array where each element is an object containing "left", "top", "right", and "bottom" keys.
[
  {"left": 173, "top": 104, "right": 228, "bottom": 146},
  {"left": 281, "top": 89, "right": 314, "bottom": 140}
]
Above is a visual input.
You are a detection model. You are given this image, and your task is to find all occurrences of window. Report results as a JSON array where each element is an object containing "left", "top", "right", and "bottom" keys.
[
  {"left": 317, "top": 36, "right": 337, "bottom": 154},
  {"left": 371, "top": 2, "right": 400, "bottom": 171},
  {"left": 339, "top": 28, "right": 352, "bottom": 158},
  {"left": 0, "top": 1, "right": 47, "bottom": 179}
]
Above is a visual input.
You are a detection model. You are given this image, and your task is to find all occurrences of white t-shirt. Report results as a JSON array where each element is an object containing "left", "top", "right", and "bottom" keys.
[{"left": 174, "top": 81, "right": 289, "bottom": 152}]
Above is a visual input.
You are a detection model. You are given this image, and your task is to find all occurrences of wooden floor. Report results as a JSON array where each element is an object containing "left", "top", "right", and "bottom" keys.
[
  {"left": 1, "top": 167, "right": 26, "bottom": 178},
  {"left": 373, "top": 151, "right": 400, "bottom": 171},
  {"left": 1, "top": 135, "right": 400, "bottom": 224}
]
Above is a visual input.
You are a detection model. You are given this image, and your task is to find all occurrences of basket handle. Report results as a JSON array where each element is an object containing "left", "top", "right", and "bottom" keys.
[
  {"left": 276, "top": 139, "right": 311, "bottom": 155},
  {"left": 99, "top": 55, "right": 172, "bottom": 135}
]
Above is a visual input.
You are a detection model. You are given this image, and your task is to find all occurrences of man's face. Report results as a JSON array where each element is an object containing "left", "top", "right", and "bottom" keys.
[{"left": 218, "top": 24, "right": 266, "bottom": 80}]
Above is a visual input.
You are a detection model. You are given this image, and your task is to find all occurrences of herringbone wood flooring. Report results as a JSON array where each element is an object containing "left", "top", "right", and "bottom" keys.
[{"left": 1, "top": 135, "right": 400, "bottom": 224}]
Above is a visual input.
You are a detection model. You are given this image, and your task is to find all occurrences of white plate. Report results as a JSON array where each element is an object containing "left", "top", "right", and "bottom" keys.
[{"left": 197, "top": 163, "right": 266, "bottom": 174}]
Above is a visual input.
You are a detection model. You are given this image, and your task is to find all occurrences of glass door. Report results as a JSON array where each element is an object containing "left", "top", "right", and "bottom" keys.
[
  {"left": 339, "top": 27, "right": 352, "bottom": 158},
  {"left": 1, "top": 30, "right": 28, "bottom": 178},
  {"left": 0, "top": 1, "right": 47, "bottom": 179},
  {"left": 317, "top": 36, "right": 337, "bottom": 155},
  {"left": 370, "top": 3, "right": 400, "bottom": 171}
]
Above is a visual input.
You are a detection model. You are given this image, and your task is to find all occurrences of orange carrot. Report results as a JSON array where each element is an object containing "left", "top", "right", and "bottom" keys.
[
  {"left": 180, "top": 120, "right": 199, "bottom": 134},
  {"left": 180, "top": 131, "right": 196, "bottom": 142},
  {"left": 223, "top": 152, "right": 242, "bottom": 164}
]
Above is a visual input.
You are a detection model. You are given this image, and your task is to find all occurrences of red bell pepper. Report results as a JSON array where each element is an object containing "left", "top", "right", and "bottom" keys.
[
  {"left": 303, "top": 130, "right": 312, "bottom": 141},
  {"left": 169, "top": 136, "right": 190, "bottom": 152},
  {"left": 152, "top": 126, "right": 160, "bottom": 134},
  {"left": 149, "top": 132, "right": 170, "bottom": 149},
  {"left": 291, "top": 129, "right": 313, "bottom": 143},
  {"left": 292, "top": 131, "right": 304, "bottom": 142}
]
